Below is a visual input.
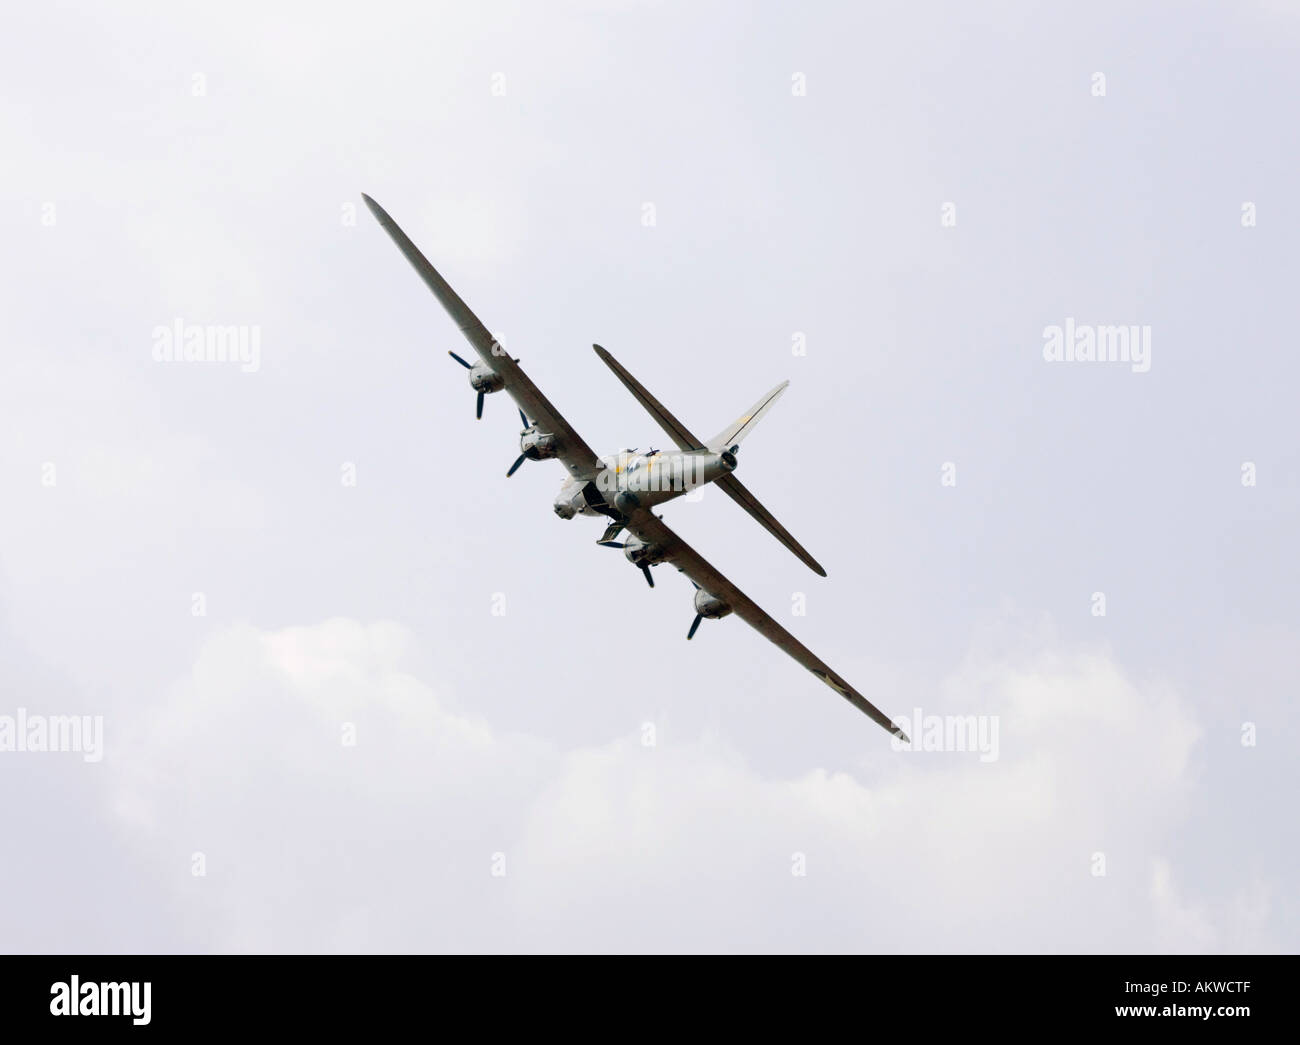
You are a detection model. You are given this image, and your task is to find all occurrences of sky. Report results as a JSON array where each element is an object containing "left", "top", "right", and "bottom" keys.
[{"left": 0, "top": 0, "right": 1296, "bottom": 952}]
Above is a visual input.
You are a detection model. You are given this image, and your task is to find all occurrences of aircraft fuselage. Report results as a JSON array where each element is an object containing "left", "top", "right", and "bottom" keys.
[{"left": 552, "top": 448, "right": 736, "bottom": 520}]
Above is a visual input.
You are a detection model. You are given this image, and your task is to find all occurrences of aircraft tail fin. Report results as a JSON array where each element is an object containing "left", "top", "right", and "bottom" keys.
[
  {"left": 593, "top": 346, "right": 824, "bottom": 574},
  {"left": 706, "top": 381, "right": 789, "bottom": 452},
  {"left": 707, "top": 380, "right": 825, "bottom": 575}
]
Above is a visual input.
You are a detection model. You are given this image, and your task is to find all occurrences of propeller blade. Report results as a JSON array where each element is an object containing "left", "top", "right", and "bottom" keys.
[
  {"left": 449, "top": 351, "right": 473, "bottom": 369},
  {"left": 506, "top": 454, "right": 527, "bottom": 478},
  {"left": 476, "top": 391, "right": 485, "bottom": 420},
  {"left": 518, "top": 408, "right": 529, "bottom": 428},
  {"left": 687, "top": 614, "right": 703, "bottom": 640},
  {"left": 597, "top": 541, "right": 626, "bottom": 549},
  {"left": 640, "top": 565, "right": 654, "bottom": 588}
]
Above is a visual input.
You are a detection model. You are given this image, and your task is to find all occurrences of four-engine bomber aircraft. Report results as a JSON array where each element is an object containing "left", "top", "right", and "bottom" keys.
[{"left": 362, "top": 193, "right": 907, "bottom": 740}]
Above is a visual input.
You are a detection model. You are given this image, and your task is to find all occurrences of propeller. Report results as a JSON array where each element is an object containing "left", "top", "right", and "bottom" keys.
[
  {"left": 448, "top": 351, "right": 486, "bottom": 420},
  {"left": 687, "top": 614, "right": 703, "bottom": 640},
  {"left": 596, "top": 539, "right": 654, "bottom": 587},
  {"left": 506, "top": 409, "right": 531, "bottom": 477}
]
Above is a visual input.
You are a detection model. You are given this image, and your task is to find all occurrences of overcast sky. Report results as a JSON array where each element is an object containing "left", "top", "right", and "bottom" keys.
[{"left": 1, "top": 0, "right": 1296, "bottom": 952}]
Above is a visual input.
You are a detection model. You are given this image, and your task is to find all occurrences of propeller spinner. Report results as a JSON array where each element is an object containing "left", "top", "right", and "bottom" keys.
[
  {"left": 449, "top": 350, "right": 503, "bottom": 420},
  {"left": 507, "top": 409, "right": 558, "bottom": 477}
]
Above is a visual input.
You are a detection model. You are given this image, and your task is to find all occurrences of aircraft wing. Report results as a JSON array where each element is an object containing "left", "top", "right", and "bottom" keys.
[
  {"left": 622, "top": 508, "right": 908, "bottom": 740},
  {"left": 363, "top": 194, "right": 605, "bottom": 482}
]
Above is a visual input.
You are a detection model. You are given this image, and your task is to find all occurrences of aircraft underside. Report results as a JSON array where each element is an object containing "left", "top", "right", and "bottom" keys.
[{"left": 362, "top": 191, "right": 907, "bottom": 740}]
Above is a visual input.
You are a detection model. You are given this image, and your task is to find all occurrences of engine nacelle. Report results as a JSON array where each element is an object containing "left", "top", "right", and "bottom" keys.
[
  {"left": 468, "top": 363, "right": 504, "bottom": 394},
  {"left": 622, "top": 536, "right": 666, "bottom": 568},
  {"left": 520, "top": 428, "right": 558, "bottom": 462},
  {"left": 693, "top": 588, "right": 732, "bottom": 620},
  {"left": 553, "top": 485, "right": 582, "bottom": 519},
  {"left": 613, "top": 491, "right": 641, "bottom": 515}
]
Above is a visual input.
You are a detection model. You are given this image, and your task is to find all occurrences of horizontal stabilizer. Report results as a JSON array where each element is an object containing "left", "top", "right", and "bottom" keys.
[
  {"left": 593, "top": 345, "right": 824, "bottom": 574},
  {"left": 592, "top": 344, "right": 704, "bottom": 450},
  {"left": 715, "top": 475, "right": 827, "bottom": 577}
]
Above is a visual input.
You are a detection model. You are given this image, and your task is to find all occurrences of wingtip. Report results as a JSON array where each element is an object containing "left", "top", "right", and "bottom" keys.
[{"left": 801, "top": 550, "right": 828, "bottom": 577}]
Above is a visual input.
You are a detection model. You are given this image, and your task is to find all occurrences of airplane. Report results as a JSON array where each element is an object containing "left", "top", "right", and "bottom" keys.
[{"left": 362, "top": 193, "right": 907, "bottom": 741}]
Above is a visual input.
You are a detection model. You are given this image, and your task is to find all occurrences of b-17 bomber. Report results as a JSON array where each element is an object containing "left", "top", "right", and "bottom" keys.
[{"left": 362, "top": 193, "right": 907, "bottom": 740}]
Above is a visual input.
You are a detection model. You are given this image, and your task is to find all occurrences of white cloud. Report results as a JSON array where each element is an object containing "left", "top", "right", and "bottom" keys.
[{"left": 105, "top": 614, "right": 1275, "bottom": 952}]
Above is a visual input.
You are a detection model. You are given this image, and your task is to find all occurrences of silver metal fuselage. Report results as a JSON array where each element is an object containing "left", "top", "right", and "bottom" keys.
[{"left": 553, "top": 449, "right": 735, "bottom": 520}]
